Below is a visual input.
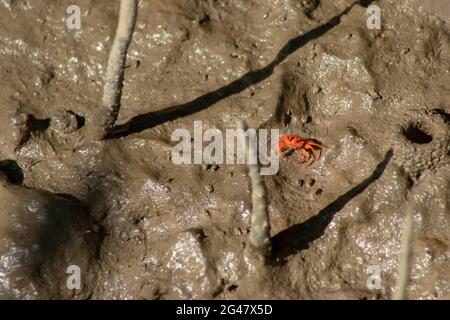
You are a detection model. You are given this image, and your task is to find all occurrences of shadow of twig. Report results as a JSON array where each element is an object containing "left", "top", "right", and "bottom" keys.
[
  {"left": 271, "top": 149, "right": 393, "bottom": 264},
  {"left": 109, "top": 0, "right": 375, "bottom": 138}
]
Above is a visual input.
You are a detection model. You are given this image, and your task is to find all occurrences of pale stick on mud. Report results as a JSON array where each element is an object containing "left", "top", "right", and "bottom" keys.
[
  {"left": 238, "top": 120, "right": 272, "bottom": 258},
  {"left": 93, "top": 0, "right": 138, "bottom": 139},
  {"left": 394, "top": 209, "right": 414, "bottom": 300}
]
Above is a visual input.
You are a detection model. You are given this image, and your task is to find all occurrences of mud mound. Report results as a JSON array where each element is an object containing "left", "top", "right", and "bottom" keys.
[{"left": 0, "top": 182, "right": 98, "bottom": 299}]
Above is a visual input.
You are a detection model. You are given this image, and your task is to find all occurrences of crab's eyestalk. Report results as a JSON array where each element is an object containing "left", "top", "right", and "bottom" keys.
[
  {"left": 93, "top": 0, "right": 138, "bottom": 140},
  {"left": 238, "top": 120, "right": 272, "bottom": 259}
]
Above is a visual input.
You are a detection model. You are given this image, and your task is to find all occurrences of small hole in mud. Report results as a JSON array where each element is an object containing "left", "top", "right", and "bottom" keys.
[
  {"left": 432, "top": 108, "right": 450, "bottom": 123},
  {"left": 308, "top": 179, "right": 315, "bottom": 187},
  {"left": 29, "top": 115, "right": 51, "bottom": 132},
  {"left": 298, "top": 179, "right": 305, "bottom": 187},
  {"left": 284, "top": 111, "right": 292, "bottom": 126},
  {"left": 315, "top": 188, "right": 323, "bottom": 195},
  {"left": 75, "top": 114, "right": 85, "bottom": 128},
  {"left": 199, "top": 14, "right": 210, "bottom": 25},
  {"left": 402, "top": 123, "right": 432, "bottom": 144},
  {"left": 406, "top": 175, "right": 414, "bottom": 189},
  {"left": 414, "top": 172, "right": 422, "bottom": 180},
  {"left": 227, "top": 284, "right": 238, "bottom": 292},
  {"left": 0, "top": 160, "right": 24, "bottom": 185}
]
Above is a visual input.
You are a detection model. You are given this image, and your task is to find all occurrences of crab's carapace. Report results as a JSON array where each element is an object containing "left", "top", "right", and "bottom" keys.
[{"left": 277, "top": 134, "right": 327, "bottom": 166}]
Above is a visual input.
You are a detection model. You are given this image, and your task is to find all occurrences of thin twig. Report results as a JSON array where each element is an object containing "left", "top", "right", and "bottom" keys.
[
  {"left": 93, "top": 0, "right": 138, "bottom": 140},
  {"left": 238, "top": 120, "right": 272, "bottom": 258},
  {"left": 394, "top": 209, "right": 414, "bottom": 300}
]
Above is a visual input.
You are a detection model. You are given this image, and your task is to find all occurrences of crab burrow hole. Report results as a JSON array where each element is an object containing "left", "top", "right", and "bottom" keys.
[{"left": 401, "top": 122, "right": 433, "bottom": 144}]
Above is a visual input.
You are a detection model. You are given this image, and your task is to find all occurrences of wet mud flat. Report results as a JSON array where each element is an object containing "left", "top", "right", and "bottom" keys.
[{"left": 0, "top": 0, "right": 449, "bottom": 299}]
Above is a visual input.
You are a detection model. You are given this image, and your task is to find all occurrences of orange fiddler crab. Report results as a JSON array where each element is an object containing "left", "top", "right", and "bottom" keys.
[{"left": 276, "top": 134, "right": 327, "bottom": 166}]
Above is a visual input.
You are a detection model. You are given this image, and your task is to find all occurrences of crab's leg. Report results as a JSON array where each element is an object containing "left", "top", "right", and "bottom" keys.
[
  {"left": 296, "top": 148, "right": 310, "bottom": 164},
  {"left": 312, "top": 146, "right": 323, "bottom": 161},
  {"left": 277, "top": 141, "right": 287, "bottom": 156},
  {"left": 304, "top": 145, "right": 319, "bottom": 167},
  {"left": 317, "top": 148, "right": 323, "bottom": 160},
  {"left": 306, "top": 141, "right": 327, "bottom": 148},
  {"left": 281, "top": 147, "right": 293, "bottom": 158}
]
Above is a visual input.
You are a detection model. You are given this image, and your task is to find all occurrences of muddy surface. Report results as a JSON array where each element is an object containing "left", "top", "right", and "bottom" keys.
[{"left": 0, "top": 0, "right": 449, "bottom": 299}]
